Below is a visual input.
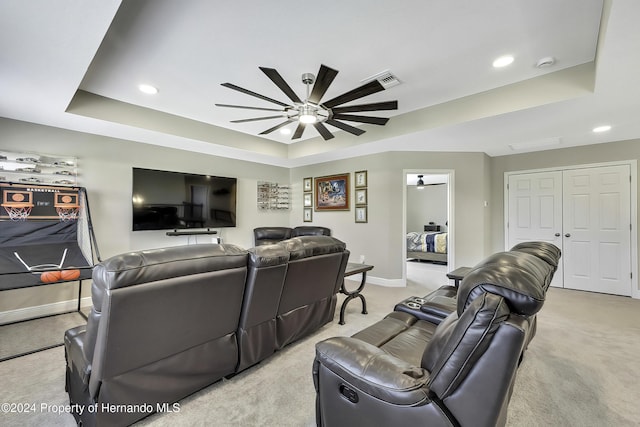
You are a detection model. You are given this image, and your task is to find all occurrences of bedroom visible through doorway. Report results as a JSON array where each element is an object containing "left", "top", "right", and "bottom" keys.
[{"left": 403, "top": 171, "right": 453, "bottom": 288}]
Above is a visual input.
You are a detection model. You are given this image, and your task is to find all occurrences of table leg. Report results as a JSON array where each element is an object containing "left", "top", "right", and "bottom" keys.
[{"left": 339, "top": 272, "right": 368, "bottom": 325}]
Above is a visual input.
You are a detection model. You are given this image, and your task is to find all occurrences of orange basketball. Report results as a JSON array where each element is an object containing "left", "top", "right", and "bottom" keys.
[
  {"left": 61, "top": 269, "right": 81, "bottom": 281},
  {"left": 41, "top": 270, "right": 62, "bottom": 283}
]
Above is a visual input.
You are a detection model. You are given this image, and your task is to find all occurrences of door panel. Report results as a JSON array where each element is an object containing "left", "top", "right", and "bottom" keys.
[
  {"left": 508, "top": 171, "right": 563, "bottom": 287},
  {"left": 563, "top": 165, "right": 631, "bottom": 296}
]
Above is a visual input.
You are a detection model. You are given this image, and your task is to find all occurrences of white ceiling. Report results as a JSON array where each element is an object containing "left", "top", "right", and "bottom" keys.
[{"left": 1, "top": 0, "right": 639, "bottom": 168}]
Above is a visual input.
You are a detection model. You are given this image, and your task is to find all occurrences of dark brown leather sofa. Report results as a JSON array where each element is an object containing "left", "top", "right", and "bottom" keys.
[
  {"left": 312, "top": 242, "right": 560, "bottom": 427},
  {"left": 64, "top": 235, "right": 348, "bottom": 426}
]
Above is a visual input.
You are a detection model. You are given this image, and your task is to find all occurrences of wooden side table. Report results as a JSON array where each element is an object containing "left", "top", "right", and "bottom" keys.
[{"left": 339, "top": 262, "right": 374, "bottom": 325}]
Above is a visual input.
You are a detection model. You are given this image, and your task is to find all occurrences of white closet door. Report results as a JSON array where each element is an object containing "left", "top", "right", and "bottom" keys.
[
  {"left": 563, "top": 165, "right": 632, "bottom": 296},
  {"left": 507, "top": 171, "right": 563, "bottom": 288}
]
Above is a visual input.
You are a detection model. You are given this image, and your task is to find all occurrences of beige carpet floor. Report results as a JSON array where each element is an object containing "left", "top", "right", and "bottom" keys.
[{"left": 1, "top": 269, "right": 639, "bottom": 426}]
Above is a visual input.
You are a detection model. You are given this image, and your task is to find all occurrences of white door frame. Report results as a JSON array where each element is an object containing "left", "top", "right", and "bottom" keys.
[
  {"left": 504, "top": 160, "right": 638, "bottom": 299},
  {"left": 402, "top": 169, "right": 455, "bottom": 284}
]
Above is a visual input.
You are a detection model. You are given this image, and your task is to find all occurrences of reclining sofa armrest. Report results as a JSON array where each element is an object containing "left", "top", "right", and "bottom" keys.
[
  {"left": 314, "top": 337, "right": 431, "bottom": 406},
  {"left": 64, "top": 325, "right": 91, "bottom": 385}
]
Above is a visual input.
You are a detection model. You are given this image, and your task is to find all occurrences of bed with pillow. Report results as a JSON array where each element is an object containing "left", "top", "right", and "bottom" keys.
[{"left": 406, "top": 231, "right": 447, "bottom": 264}]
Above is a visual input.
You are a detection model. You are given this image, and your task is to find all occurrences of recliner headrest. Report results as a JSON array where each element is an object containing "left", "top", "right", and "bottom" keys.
[
  {"left": 278, "top": 236, "right": 346, "bottom": 261},
  {"left": 253, "top": 227, "right": 293, "bottom": 241},
  {"left": 510, "top": 241, "right": 561, "bottom": 272},
  {"left": 457, "top": 251, "right": 551, "bottom": 316},
  {"left": 92, "top": 244, "right": 248, "bottom": 297},
  {"left": 248, "top": 244, "right": 290, "bottom": 267}
]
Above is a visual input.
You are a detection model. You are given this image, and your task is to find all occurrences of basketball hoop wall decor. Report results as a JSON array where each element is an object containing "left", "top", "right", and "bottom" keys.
[{"left": 0, "top": 183, "right": 81, "bottom": 220}]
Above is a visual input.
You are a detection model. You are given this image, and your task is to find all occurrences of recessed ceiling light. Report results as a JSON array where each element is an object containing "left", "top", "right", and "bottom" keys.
[
  {"left": 592, "top": 125, "right": 612, "bottom": 133},
  {"left": 138, "top": 84, "right": 158, "bottom": 95},
  {"left": 280, "top": 128, "right": 291, "bottom": 135},
  {"left": 493, "top": 55, "right": 514, "bottom": 68}
]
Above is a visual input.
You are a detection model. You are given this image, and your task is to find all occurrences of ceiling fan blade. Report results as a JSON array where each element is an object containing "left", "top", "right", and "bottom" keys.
[
  {"left": 332, "top": 113, "right": 389, "bottom": 125},
  {"left": 325, "top": 119, "right": 366, "bottom": 136},
  {"left": 308, "top": 65, "right": 338, "bottom": 104},
  {"left": 313, "top": 122, "right": 335, "bottom": 140},
  {"left": 331, "top": 100, "right": 398, "bottom": 113},
  {"left": 292, "top": 122, "right": 306, "bottom": 139},
  {"left": 221, "top": 82, "right": 290, "bottom": 107},
  {"left": 322, "top": 80, "right": 385, "bottom": 109},
  {"left": 231, "top": 115, "right": 283, "bottom": 123},
  {"left": 215, "top": 103, "right": 284, "bottom": 112},
  {"left": 259, "top": 119, "right": 295, "bottom": 135},
  {"left": 259, "top": 67, "right": 302, "bottom": 104}
]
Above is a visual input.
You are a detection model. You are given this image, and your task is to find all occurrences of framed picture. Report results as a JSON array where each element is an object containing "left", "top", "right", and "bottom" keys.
[
  {"left": 303, "top": 177, "right": 313, "bottom": 192},
  {"left": 355, "top": 206, "right": 368, "bottom": 223},
  {"left": 315, "top": 173, "right": 350, "bottom": 211},
  {"left": 303, "top": 192, "right": 312, "bottom": 207},
  {"left": 355, "top": 170, "right": 367, "bottom": 188},
  {"left": 355, "top": 188, "right": 367, "bottom": 206},
  {"left": 303, "top": 207, "right": 313, "bottom": 222}
]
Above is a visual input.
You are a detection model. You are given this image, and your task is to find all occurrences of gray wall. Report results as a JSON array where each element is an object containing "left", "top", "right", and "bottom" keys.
[
  {"left": 290, "top": 151, "right": 491, "bottom": 282},
  {"left": 0, "top": 118, "right": 290, "bottom": 313},
  {"left": 406, "top": 184, "right": 448, "bottom": 232}
]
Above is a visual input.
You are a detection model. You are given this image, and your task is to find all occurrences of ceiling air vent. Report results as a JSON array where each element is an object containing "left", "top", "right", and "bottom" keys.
[{"left": 361, "top": 70, "right": 401, "bottom": 89}]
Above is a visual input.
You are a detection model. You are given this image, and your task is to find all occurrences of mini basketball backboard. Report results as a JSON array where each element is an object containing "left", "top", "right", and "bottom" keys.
[
  {"left": 1, "top": 188, "right": 34, "bottom": 220},
  {"left": 55, "top": 192, "right": 80, "bottom": 221}
]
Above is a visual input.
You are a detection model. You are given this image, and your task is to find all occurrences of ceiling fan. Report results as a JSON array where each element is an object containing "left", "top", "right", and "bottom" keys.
[{"left": 215, "top": 64, "right": 398, "bottom": 141}]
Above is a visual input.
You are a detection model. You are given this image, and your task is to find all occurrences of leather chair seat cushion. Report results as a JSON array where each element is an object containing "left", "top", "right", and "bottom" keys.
[
  {"left": 352, "top": 311, "right": 418, "bottom": 347},
  {"left": 379, "top": 320, "right": 438, "bottom": 366}
]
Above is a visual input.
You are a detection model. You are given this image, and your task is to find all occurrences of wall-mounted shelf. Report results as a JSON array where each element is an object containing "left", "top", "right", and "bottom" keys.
[
  {"left": 0, "top": 150, "right": 78, "bottom": 186},
  {"left": 257, "top": 181, "right": 290, "bottom": 211}
]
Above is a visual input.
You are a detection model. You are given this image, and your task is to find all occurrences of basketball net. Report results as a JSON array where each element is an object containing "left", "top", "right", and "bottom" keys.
[
  {"left": 4, "top": 205, "right": 32, "bottom": 221},
  {"left": 56, "top": 206, "right": 80, "bottom": 221}
]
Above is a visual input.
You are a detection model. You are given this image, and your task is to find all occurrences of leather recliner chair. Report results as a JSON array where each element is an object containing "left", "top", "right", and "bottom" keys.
[
  {"left": 313, "top": 244, "right": 560, "bottom": 427},
  {"left": 253, "top": 227, "right": 293, "bottom": 246},
  {"left": 276, "top": 236, "right": 349, "bottom": 349},
  {"left": 64, "top": 244, "right": 249, "bottom": 426}
]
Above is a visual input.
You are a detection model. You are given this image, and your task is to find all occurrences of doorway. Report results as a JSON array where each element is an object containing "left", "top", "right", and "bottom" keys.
[
  {"left": 403, "top": 170, "right": 454, "bottom": 290},
  {"left": 506, "top": 162, "right": 638, "bottom": 297}
]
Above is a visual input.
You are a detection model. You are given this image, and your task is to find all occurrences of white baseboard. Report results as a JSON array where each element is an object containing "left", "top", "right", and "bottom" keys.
[
  {"left": 0, "top": 297, "right": 91, "bottom": 325},
  {"left": 345, "top": 274, "right": 406, "bottom": 288}
]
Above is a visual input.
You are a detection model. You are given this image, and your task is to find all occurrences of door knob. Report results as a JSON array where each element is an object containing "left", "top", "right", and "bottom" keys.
[
  {"left": 565, "top": 233, "right": 571, "bottom": 237},
  {"left": 555, "top": 233, "right": 561, "bottom": 237}
]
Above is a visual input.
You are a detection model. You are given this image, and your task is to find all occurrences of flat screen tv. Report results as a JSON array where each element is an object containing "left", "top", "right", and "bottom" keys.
[{"left": 132, "top": 167, "right": 237, "bottom": 231}]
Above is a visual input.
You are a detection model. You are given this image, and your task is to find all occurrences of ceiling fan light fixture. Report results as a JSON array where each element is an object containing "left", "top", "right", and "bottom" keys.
[{"left": 299, "top": 105, "right": 317, "bottom": 124}]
